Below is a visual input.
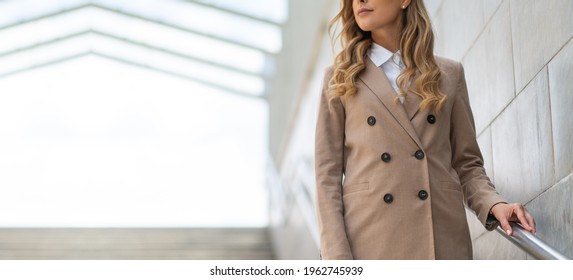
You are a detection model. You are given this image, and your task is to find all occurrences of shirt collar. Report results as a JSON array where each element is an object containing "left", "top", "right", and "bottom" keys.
[{"left": 368, "top": 42, "right": 403, "bottom": 68}]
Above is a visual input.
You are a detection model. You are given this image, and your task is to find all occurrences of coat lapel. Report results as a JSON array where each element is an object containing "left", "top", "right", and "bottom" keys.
[
  {"left": 403, "top": 83, "right": 423, "bottom": 121},
  {"left": 358, "top": 59, "right": 422, "bottom": 148}
]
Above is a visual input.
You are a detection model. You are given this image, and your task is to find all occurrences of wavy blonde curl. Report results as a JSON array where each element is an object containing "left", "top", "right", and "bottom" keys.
[{"left": 328, "top": 0, "right": 446, "bottom": 112}]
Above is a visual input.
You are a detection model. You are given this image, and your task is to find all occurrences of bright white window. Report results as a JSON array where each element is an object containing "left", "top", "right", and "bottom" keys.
[{"left": 0, "top": 0, "right": 285, "bottom": 227}]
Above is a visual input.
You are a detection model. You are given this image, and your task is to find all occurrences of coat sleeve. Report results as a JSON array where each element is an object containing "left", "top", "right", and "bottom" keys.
[
  {"left": 450, "top": 62, "right": 507, "bottom": 229},
  {"left": 314, "top": 67, "right": 353, "bottom": 259}
]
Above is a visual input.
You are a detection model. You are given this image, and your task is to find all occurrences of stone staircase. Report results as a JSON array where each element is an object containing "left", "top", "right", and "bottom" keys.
[{"left": 0, "top": 228, "right": 274, "bottom": 259}]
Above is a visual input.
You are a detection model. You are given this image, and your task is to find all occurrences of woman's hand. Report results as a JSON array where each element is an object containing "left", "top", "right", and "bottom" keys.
[{"left": 490, "top": 203, "right": 536, "bottom": 236}]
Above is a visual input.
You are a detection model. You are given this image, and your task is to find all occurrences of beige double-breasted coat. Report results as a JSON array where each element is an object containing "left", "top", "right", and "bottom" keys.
[{"left": 314, "top": 56, "right": 506, "bottom": 259}]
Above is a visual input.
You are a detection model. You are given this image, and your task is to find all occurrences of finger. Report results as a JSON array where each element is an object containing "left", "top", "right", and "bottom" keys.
[
  {"left": 525, "top": 212, "right": 536, "bottom": 234},
  {"left": 498, "top": 216, "right": 512, "bottom": 236},
  {"left": 513, "top": 205, "right": 532, "bottom": 231}
]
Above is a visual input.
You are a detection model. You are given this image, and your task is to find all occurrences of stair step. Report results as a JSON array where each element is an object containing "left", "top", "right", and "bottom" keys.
[{"left": 0, "top": 228, "right": 274, "bottom": 259}]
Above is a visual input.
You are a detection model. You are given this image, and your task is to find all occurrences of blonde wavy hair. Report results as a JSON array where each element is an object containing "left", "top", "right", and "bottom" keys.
[{"left": 328, "top": 0, "right": 446, "bottom": 112}]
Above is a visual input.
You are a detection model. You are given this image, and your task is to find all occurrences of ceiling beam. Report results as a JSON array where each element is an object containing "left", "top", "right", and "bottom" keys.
[
  {"left": 180, "top": 0, "right": 281, "bottom": 26},
  {"left": 0, "top": 51, "right": 264, "bottom": 100},
  {"left": 0, "top": 29, "right": 263, "bottom": 78},
  {"left": 94, "top": 51, "right": 264, "bottom": 99},
  {"left": 0, "top": 3, "right": 274, "bottom": 54}
]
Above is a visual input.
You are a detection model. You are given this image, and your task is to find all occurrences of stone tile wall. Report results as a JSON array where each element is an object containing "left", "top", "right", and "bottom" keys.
[{"left": 427, "top": 0, "right": 573, "bottom": 259}]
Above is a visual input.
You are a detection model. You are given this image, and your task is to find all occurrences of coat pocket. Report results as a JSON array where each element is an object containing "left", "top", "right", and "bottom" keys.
[
  {"left": 439, "top": 181, "right": 462, "bottom": 192},
  {"left": 342, "top": 182, "right": 369, "bottom": 196}
]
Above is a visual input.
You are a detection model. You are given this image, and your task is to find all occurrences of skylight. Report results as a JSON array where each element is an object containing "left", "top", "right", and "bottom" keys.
[{"left": 0, "top": 0, "right": 287, "bottom": 227}]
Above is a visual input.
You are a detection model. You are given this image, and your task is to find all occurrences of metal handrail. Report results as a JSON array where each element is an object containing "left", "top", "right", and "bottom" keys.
[
  {"left": 496, "top": 222, "right": 569, "bottom": 260},
  {"left": 267, "top": 156, "right": 320, "bottom": 246}
]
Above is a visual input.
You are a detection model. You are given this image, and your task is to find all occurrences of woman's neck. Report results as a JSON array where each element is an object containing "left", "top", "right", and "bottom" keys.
[{"left": 371, "top": 16, "right": 403, "bottom": 53}]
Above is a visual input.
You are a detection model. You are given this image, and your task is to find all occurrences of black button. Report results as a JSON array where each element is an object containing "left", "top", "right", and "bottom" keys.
[
  {"left": 383, "top": 194, "right": 394, "bottom": 204},
  {"left": 418, "top": 190, "right": 428, "bottom": 200},
  {"left": 367, "top": 116, "right": 376, "bottom": 126},
  {"left": 427, "top": 115, "right": 436, "bottom": 124},
  {"left": 415, "top": 150, "right": 425, "bottom": 160},
  {"left": 381, "top": 152, "right": 391, "bottom": 162}
]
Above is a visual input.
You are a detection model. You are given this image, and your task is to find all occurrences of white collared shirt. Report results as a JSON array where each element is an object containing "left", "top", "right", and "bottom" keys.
[{"left": 368, "top": 42, "right": 405, "bottom": 103}]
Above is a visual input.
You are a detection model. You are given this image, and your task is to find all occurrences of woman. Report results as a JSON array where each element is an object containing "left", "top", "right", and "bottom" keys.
[{"left": 314, "top": 0, "right": 536, "bottom": 259}]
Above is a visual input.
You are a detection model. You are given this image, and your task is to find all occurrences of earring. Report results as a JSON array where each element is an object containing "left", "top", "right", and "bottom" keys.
[{"left": 402, "top": 5, "right": 406, "bottom": 9}]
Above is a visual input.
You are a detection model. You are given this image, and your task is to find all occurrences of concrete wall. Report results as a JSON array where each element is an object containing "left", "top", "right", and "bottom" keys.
[
  {"left": 267, "top": 0, "right": 334, "bottom": 259},
  {"left": 427, "top": 0, "right": 573, "bottom": 259},
  {"left": 268, "top": 0, "right": 328, "bottom": 164}
]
